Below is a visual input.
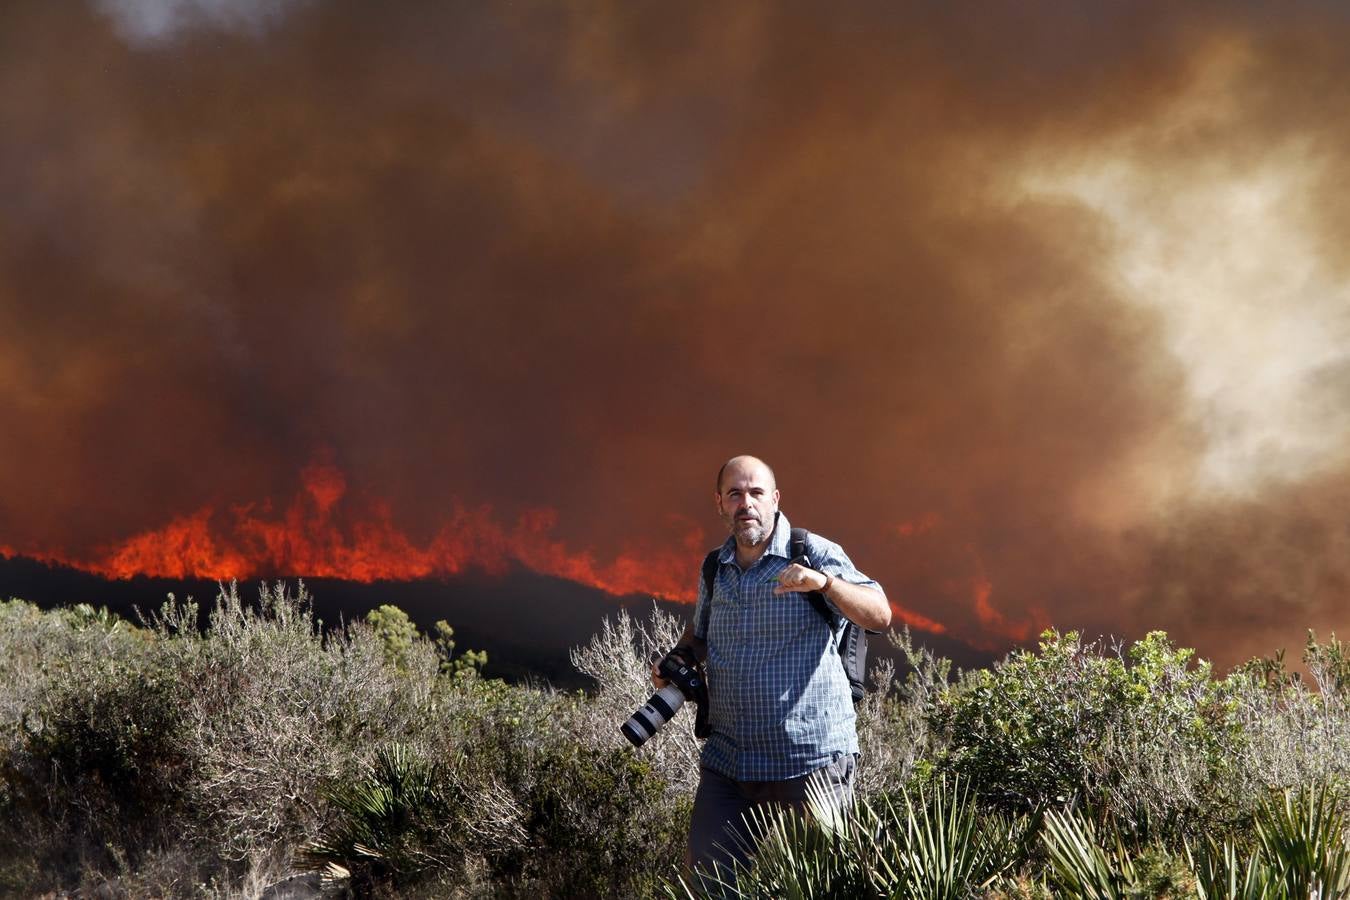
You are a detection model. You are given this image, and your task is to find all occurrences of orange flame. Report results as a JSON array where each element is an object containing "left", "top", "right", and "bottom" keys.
[
  {"left": 0, "top": 463, "right": 950, "bottom": 635},
  {"left": 890, "top": 604, "right": 947, "bottom": 635},
  {"left": 0, "top": 462, "right": 706, "bottom": 602},
  {"left": 970, "top": 575, "right": 1048, "bottom": 644}
]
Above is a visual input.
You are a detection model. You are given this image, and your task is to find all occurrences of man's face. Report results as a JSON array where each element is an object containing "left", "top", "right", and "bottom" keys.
[{"left": 716, "top": 461, "right": 780, "bottom": 547}]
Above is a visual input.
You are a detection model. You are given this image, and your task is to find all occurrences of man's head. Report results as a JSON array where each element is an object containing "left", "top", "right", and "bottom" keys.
[{"left": 715, "top": 455, "right": 780, "bottom": 547}]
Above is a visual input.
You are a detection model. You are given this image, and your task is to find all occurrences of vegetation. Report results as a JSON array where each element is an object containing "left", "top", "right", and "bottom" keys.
[{"left": 0, "top": 584, "right": 1347, "bottom": 897}]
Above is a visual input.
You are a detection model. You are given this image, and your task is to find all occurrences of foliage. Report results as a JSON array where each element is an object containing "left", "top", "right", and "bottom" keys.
[
  {"left": 1188, "top": 837, "right": 1279, "bottom": 900},
  {"left": 2, "top": 611, "right": 195, "bottom": 890},
  {"left": 433, "top": 618, "right": 487, "bottom": 676},
  {"left": 2, "top": 589, "right": 1350, "bottom": 898},
  {"left": 1040, "top": 807, "right": 1143, "bottom": 899},
  {"left": 1041, "top": 784, "right": 1350, "bottom": 900},
  {"left": 930, "top": 630, "right": 1247, "bottom": 838},
  {"left": 853, "top": 627, "right": 950, "bottom": 798},
  {"left": 300, "top": 743, "right": 463, "bottom": 891},
  {"left": 891, "top": 776, "right": 1028, "bottom": 899},
  {"left": 1252, "top": 782, "right": 1350, "bottom": 899},
  {"left": 569, "top": 605, "right": 704, "bottom": 795},
  {"left": 366, "top": 603, "right": 419, "bottom": 672},
  {"left": 439, "top": 669, "right": 682, "bottom": 898},
  {"left": 1228, "top": 631, "right": 1350, "bottom": 800},
  {"left": 668, "top": 775, "right": 1026, "bottom": 900}
]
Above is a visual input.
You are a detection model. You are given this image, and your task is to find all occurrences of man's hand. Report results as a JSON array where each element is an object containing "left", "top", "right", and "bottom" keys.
[
  {"left": 776, "top": 564, "right": 892, "bottom": 631},
  {"left": 774, "top": 563, "right": 828, "bottom": 595},
  {"left": 653, "top": 630, "right": 707, "bottom": 689}
]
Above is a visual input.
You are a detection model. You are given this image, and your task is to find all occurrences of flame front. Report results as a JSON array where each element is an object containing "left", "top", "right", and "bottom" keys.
[
  {"left": 16, "top": 462, "right": 700, "bottom": 603},
  {"left": 1, "top": 461, "right": 949, "bottom": 636}
]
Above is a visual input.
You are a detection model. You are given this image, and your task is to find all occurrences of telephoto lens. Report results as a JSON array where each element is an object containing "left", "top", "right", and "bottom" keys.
[{"left": 621, "top": 684, "right": 686, "bottom": 747}]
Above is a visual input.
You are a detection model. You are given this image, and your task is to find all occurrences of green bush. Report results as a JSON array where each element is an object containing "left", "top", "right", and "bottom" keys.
[
  {"left": 521, "top": 745, "right": 678, "bottom": 897},
  {"left": 930, "top": 630, "right": 1244, "bottom": 838}
]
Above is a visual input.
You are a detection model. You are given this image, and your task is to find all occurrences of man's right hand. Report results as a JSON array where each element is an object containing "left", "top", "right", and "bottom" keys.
[{"left": 652, "top": 630, "right": 705, "bottom": 689}]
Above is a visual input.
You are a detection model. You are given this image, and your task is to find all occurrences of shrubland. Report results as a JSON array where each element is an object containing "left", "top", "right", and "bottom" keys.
[{"left": 0, "top": 583, "right": 1346, "bottom": 898}]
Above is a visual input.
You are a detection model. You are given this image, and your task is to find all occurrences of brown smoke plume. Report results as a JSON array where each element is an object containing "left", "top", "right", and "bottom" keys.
[{"left": 2, "top": 2, "right": 1349, "bottom": 665}]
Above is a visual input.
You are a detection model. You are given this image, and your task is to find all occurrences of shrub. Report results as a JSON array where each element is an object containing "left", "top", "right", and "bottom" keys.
[
  {"left": 930, "top": 630, "right": 1245, "bottom": 838},
  {"left": 519, "top": 744, "right": 681, "bottom": 898},
  {"left": 366, "top": 603, "right": 420, "bottom": 672},
  {"left": 300, "top": 743, "right": 469, "bottom": 892},
  {"left": 7, "top": 630, "right": 197, "bottom": 891},
  {"left": 152, "top": 581, "right": 435, "bottom": 862},
  {"left": 441, "top": 671, "right": 684, "bottom": 898},
  {"left": 6, "top": 588, "right": 1347, "bottom": 898},
  {"left": 1224, "top": 632, "right": 1350, "bottom": 803},
  {"left": 854, "top": 627, "right": 951, "bottom": 798},
  {"left": 569, "top": 605, "right": 703, "bottom": 796},
  {"left": 1039, "top": 783, "right": 1350, "bottom": 899},
  {"left": 1040, "top": 807, "right": 1197, "bottom": 899},
  {"left": 1252, "top": 783, "right": 1350, "bottom": 899}
]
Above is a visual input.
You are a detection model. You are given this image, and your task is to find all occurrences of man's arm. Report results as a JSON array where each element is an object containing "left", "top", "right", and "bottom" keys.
[
  {"left": 651, "top": 625, "right": 708, "bottom": 688},
  {"left": 774, "top": 563, "right": 892, "bottom": 631}
]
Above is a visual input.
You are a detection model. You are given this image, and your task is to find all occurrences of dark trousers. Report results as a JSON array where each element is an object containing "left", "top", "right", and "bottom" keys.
[{"left": 686, "top": 753, "right": 857, "bottom": 878}]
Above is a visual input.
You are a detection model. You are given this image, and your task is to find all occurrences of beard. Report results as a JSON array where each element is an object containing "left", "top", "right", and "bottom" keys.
[{"left": 727, "top": 510, "right": 773, "bottom": 547}]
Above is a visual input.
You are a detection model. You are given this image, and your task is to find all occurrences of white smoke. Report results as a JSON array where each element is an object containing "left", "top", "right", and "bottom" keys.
[
  {"left": 93, "top": 0, "right": 310, "bottom": 46},
  {"left": 1020, "top": 38, "right": 1350, "bottom": 501}
]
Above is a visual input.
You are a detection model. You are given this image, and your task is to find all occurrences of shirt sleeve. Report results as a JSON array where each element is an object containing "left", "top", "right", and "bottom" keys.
[{"left": 807, "top": 534, "right": 884, "bottom": 622}]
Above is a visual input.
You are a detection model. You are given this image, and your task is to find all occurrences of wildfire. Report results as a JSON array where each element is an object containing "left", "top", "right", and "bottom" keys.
[
  {"left": 970, "top": 575, "right": 1048, "bottom": 646},
  {"left": 0, "top": 462, "right": 951, "bottom": 635},
  {"left": 3, "top": 462, "right": 700, "bottom": 602},
  {"left": 890, "top": 604, "right": 947, "bottom": 635}
]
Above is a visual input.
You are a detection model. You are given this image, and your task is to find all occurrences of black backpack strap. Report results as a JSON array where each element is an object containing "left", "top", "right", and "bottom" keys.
[
  {"left": 790, "top": 527, "right": 837, "bottom": 629},
  {"left": 698, "top": 550, "right": 719, "bottom": 637},
  {"left": 793, "top": 527, "right": 872, "bottom": 704}
]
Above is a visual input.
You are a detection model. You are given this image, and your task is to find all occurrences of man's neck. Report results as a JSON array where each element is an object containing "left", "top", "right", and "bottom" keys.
[{"left": 734, "top": 540, "right": 768, "bottom": 570}]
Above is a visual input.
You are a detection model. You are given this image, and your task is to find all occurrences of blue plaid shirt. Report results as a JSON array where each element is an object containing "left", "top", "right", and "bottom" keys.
[{"left": 693, "top": 511, "right": 883, "bottom": 781}]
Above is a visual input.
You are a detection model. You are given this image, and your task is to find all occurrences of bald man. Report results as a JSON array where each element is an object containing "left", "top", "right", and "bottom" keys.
[{"left": 653, "top": 455, "right": 891, "bottom": 877}]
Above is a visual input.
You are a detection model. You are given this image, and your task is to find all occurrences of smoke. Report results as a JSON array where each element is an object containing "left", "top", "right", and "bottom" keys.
[
  {"left": 94, "top": 0, "right": 310, "bottom": 46},
  {"left": 2, "top": 1, "right": 1349, "bottom": 667}
]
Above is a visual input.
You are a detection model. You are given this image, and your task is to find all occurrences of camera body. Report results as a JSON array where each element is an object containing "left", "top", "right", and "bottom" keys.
[{"left": 621, "top": 647, "right": 709, "bottom": 747}]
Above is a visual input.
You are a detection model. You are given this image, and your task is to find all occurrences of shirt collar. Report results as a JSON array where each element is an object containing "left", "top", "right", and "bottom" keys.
[{"left": 717, "top": 510, "right": 792, "bottom": 564}]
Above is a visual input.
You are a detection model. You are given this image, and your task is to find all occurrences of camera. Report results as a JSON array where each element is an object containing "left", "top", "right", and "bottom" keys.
[{"left": 621, "top": 646, "right": 709, "bottom": 747}]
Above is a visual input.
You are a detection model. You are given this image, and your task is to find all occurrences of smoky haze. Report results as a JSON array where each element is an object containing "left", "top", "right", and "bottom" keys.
[{"left": 2, "top": 1, "right": 1349, "bottom": 668}]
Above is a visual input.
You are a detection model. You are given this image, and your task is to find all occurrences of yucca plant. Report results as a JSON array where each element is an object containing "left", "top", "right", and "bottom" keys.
[
  {"left": 1041, "top": 807, "right": 1140, "bottom": 899},
  {"left": 891, "top": 774, "right": 1026, "bottom": 898},
  {"left": 666, "top": 776, "right": 888, "bottom": 900},
  {"left": 666, "top": 773, "right": 1025, "bottom": 899},
  {"left": 1188, "top": 783, "right": 1350, "bottom": 900},
  {"left": 300, "top": 743, "right": 456, "bottom": 890},
  {"left": 1188, "top": 837, "right": 1278, "bottom": 900},
  {"left": 1253, "top": 783, "right": 1350, "bottom": 899}
]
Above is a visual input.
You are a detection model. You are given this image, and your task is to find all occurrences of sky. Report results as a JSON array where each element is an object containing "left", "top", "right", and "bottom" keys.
[{"left": 3, "top": 0, "right": 1350, "bottom": 669}]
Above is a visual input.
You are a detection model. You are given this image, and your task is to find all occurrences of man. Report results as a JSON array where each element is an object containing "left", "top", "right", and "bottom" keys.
[{"left": 653, "top": 454, "right": 891, "bottom": 875}]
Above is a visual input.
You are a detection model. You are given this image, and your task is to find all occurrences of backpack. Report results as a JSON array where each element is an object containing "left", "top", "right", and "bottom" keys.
[{"left": 700, "top": 527, "right": 875, "bottom": 704}]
